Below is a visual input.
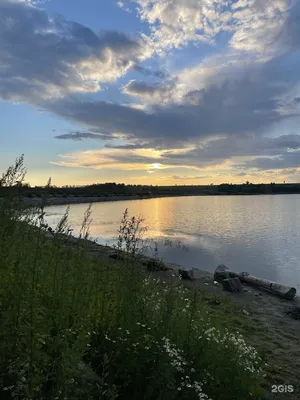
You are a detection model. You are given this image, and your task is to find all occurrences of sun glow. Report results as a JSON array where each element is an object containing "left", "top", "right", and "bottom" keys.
[{"left": 149, "top": 163, "right": 163, "bottom": 170}]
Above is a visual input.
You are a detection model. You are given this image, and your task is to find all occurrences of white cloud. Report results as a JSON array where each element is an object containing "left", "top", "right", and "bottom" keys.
[
  {"left": 229, "top": 0, "right": 289, "bottom": 56},
  {"left": 131, "top": 0, "right": 290, "bottom": 57}
]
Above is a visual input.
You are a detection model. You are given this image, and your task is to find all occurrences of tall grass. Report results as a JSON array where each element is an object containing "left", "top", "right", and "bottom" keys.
[{"left": 0, "top": 157, "right": 265, "bottom": 399}]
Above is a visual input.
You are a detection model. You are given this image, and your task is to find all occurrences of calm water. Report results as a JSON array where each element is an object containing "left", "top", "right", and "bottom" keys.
[{"left": 45, "top": 195, "right": 300, "bottom": 289}]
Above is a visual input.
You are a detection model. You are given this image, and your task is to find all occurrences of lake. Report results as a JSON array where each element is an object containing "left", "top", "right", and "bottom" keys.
[{"left": 45, "top": 195, "right": 300, "bottom": 289}]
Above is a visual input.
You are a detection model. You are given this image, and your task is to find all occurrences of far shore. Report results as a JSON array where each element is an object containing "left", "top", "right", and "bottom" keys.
[
  {"left": 18, "top": 193, "right": 216, "bottom": 207},
  {"left": 9, "top": 191, "right": 300, "bottom": 208},
  {"left": 21, "top": 194, "right": 165, "bottom": 207}
]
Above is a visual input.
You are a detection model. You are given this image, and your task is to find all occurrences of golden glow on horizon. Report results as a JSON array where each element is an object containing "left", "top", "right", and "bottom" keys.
[{"left": 26, "top": 167, "right": 300, "bottom": 187}]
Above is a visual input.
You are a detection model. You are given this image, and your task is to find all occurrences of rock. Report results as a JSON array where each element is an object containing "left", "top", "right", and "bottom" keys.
[
  {"left": 243, "top": 288, "right": 249, "bottom": 292},
  {"left": 214, "top": 264, "right": 231, "bottom": 282},
  {"left": 284, "top": 306, "right": 300, "bottom": 320},
  {"left": 222, "top": 277, "right": 242, "bottom": 292},
  {"left": 179, "top": 268, "right": 194, "bottom": 280},
  {"left": 242, "top": 309, "right": 250, "bottom": 316}
]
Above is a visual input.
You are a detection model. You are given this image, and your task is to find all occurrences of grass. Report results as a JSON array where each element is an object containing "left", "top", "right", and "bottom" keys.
[{"left": 0, "top": 157, "right": 267, "bottom": 400}]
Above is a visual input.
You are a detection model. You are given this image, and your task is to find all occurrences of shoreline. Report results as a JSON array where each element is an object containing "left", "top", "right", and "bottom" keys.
[{"left": 45, "top": 228, "right": 300, "bottom": 303}]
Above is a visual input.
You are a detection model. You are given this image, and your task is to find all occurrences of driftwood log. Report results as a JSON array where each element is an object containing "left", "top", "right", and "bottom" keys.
[{"left": 214, "top": 265, "right": 297, "bottom": 300}]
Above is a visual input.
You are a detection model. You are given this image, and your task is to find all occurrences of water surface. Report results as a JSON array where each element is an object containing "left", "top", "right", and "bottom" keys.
[{"left": 45, "top": 195, "right": 300, "bottom": 289}]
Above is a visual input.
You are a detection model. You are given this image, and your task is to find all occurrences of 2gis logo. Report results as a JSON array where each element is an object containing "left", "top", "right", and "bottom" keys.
[{"left": 271, "top": 385, "right": 294, "bottom": 393}]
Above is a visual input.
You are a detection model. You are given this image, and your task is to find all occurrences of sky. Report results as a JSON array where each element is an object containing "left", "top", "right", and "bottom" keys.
[{"left": 1, "top": 0, "right": 300, "bottom": 186}]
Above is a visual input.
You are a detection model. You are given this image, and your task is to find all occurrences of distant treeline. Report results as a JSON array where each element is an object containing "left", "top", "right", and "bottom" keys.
[{"left": 2, "top": 181, "right": 300, "bottom": 198}]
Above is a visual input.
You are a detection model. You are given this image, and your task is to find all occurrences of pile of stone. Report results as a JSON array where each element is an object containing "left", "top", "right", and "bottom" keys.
[{"left": 214, "top": 264, "right": 243, "bottom": 292}]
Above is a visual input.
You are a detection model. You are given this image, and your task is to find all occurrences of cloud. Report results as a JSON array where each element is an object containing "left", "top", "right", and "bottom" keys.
[
  {"left": 229, "top": 0, "right": 290, "bottom": 56},
  {"left": 273, "top": 0, "right": 300, "bottom": 52},
  {"left": 104, "top": 142, "right": 153, "bottom": 149},
  {"left": 0, "top": 0, "right": 151, "bottom": 103},
  {"left": 116, "top": 0, "right": 132, "bottom": 13},
  {"left": 51, "top": 133, "right": 300, "bottom": 174},
  {"left": 48, "top": 45, "right": 300, "bottom": 148},
  {"left": 240, "top": 152, "right": 300, "bottom": 170},
  {"left": 171, "top": 174, "right": 212, "bottom": 180},
  {"left": 49, "top": 134, "right": 300, "bottom": 180},
  {"left": 132, "top": 0, "right": 290, "bottom": 56},
  {"left": 164, "top": 134, "right": 300, "bottom": 163},
  {"left": 122, "top": 79, "right": 177, "bottom": 103},
  {"left": 54, "top": 130, "right": 113, "bottom": 141},
  {"left": 51, "top": 148, "right": 165, "bottom": 171}
]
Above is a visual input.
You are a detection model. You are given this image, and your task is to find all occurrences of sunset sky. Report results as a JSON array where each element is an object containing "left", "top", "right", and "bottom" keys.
[{"left": 1, "top": 0, "right": 300, "bottom": 186}]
